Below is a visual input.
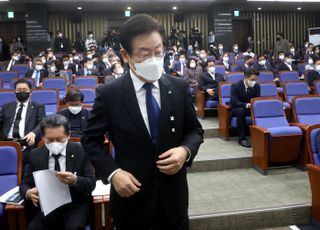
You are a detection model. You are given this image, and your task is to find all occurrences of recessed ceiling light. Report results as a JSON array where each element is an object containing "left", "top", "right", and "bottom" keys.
[
  {"left": 258, "top": 7, "right": 262, "bottom": 10},
  {"left": 297, "top": 7, "right": 302, "bottom": 10},
  {"left": 77, "top": 6, "right": 82, "bottom": 10},
  {"left": 172, "top": 6, "right": 177, "bottom": 10},
  {"left": 127, "top": 6, "right": 132, "bottom": 10}
]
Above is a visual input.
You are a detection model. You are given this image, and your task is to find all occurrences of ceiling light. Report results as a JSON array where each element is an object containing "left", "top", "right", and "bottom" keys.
[
  {"left": 258, "top": 7, "right": 262, "bottom": 10},
  {"left": 127, "top": 6, "right": 132, "bottom": 10},
  {"left": 172, "top": 6, "right": 177, "bottom": 10},
  {"left": 77, "top": 6, "right": 82, "bottom": 10},
  {"left": 297, "top": 7, "right": 302, "bottom": 10}
]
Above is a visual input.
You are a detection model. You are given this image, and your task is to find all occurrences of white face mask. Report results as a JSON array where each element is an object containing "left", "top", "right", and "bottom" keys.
[
  {"left": 259, "top": 60, "right": 266, "bottom": 65},
  {"left": 102, "top": 58, "right": 109, "bottom": 63},
  {"left": 290, "top": 48, "right": 295, "bottom": 53},
  {"left": 35, "top": 65, "right": 43, "bottom": 71},
  {"left": 68, "top": 106, "right": 82, "bottom": 115},
  {"left": 41, "top": 58, "right": 46, "bottom": 64},
  {"left": 132, "top": 57, "right": 164, "bottom": 82},
  {"left": 89, "top": 34, "right": 93, "bottom": 39},
  {"left": 200, "top": 54, "right": 206, "bottom": 59},
  {"left": 13, "top": 56, "right": 19, "bottom": 61},
  {"left": 308, "top": 59, "right": 314, "bottom": 64},
  {"left": 63, "top": 61, "right": 69, "bottom": 66},
  {"left": 234, "top": 46, "right": 238, "bottom": 50},
  {"left": 223, "top": 56, "right": 229, "bottom": 62},
  {"left": 117, "top": 67, "right": 124, "bottom": 75},
  {"left": 87, "top": 64, "right": 94, "bottom": 69},
  {"left": 247, "top": 80, "right": 256, "bottom": 88},
  {"left": 50, "top": 66, "right": 56, "bottom": 72},
  {"left": 179, "top": 58, "right": 186, "bottom": 63},
  {"left": 219, "top": 46, "right": 223, "bottom": 50},
  {"left": 46, "top": 140, "right": 68, "bottom": 155},
  {"left": 190, "top": 63, "right": 196, "bottom": 68},
  {"left": 87, "top": 54, "right": 93, "bottom": 59},
  {"left": 279, "top": 55, "right": 285, "bottom": 60},
  {"left": 316, "top": 65, "right": 320, "bottom": 71},
  {"left": 208, "top": 67, "right": 215, "bottom": 74}
]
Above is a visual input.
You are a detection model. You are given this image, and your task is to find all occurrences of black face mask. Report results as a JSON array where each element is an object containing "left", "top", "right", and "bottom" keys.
[
  {"left": 16, "top": 92, "right": 30, "bottom": 102},
  {"left": 276, "top": 36, "right": 281, "bottom": 41}
]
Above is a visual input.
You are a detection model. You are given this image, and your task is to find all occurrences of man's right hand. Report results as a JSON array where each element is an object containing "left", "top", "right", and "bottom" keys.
[
  {"left": 111, "top": 170, "right": 141, "bottom": 198},
  {"left": 206, "top": 89, "right": 215, "bottom": 96},
  {"left": 27, "top": 187, "right": 39, "bottom": 207}
]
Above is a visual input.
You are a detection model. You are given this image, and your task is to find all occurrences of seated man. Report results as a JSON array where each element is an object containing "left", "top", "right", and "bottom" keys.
[
  {"left": 24, "top": 57, "right": 49, "bottom": 87},
  {"left": 199, "top": 60, "right": 225, "bottom": 102},
  {"left": 306, "top": 59, "right": 320, "bottom": 86},
  {"left": 235, "top": 55, "right": 254, "bottom": 72},
  {"left": 4, "top": 51, "right": 24, "bottom": 71},
  {"left": 0, "top": 79, "right": 45, "bottom": 167},
  {"left": 76, "top": 57, "right": 98, "bottom": 76},
  {"left": 230, "top": 69, "right": 261, "bottom": 148},
  {"left": 19, "top": 114, "right": 96, "bottom": 230},
  {"left": 277, "top": 53, "right": 298, "bottom": 72},
  {"left": 254, "top": 54, "right": 274, "bottom": 72},
  {"left": 58, "top": 90, "right": 90, "bottom": 137},
  {"left": 61, "top": 54, "right": 76, "bottom": 75}
]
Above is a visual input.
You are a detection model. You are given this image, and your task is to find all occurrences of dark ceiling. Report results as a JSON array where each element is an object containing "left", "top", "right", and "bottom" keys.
[{"left": 0, "top": 0, "right": 320, "bottom": 13}]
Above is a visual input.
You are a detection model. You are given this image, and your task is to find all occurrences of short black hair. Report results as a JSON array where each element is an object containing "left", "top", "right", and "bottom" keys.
[
  {"left": 111, "top": 63, "right": 120, "bottom": 73},
  {"left": 244, "top": 55, "right": 253, "bottom": 62},
  {"left": 62, "top": 54, "right": 69, "bottom": 60},
  {"left": 14, "top": 78, "right": 32, "bottom": 90},
  {"left": 257, "top": 54, "right": 266, "bottom": 60},
  {"left": 65, "top": 90, "right": 84, "bottom": 102},
  {"left": 120, "top": 14, "right": 165, "bottom": 55},
  {"left": 41, "top": 114, "right": 70, "bottom": 136},
  {"left": 244, "top": 68, "right": 259, "bottom": 78},
  {"left": 205, "top": 59, "right": 215, "bottom": 67}
]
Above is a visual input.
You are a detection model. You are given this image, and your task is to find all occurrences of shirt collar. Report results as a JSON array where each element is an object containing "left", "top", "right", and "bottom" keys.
[
  {"left": 243, "top": 79, "right": 249, "bottom": 89},
  {"left": 130, "top": 70, "right": 160, "bottom": 92},
  {"left": 16, "top": 99, "right": 30, "bottom": 107}
]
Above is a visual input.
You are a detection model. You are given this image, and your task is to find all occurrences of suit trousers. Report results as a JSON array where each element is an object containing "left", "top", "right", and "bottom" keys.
[
  {"left": 232, "top": 107, "right": 251, "bottom": 139},
  {"left": 27, "top": 203, "right": 89, "bottom": 230}
]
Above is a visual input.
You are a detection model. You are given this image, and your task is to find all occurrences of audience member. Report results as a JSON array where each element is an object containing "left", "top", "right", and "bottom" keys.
[
  {"left": 306, "top": 59, "right": 320, "bottom": 86},
  {"left": 54, "top": 30, "right": 69, "bottom": 52},
  {"left": 235, "top": 55, "right": 254, "bottom": 72},
  {"left": 254, "top": 54, "right": 274, "bottom": 72},
  {"left": 77, "top": 58, "right": 98, "bottom": 76},
  {"left": 0, "top": 37, "right": 10, "bottom": 62},
  {"left": 25, "top": 58, "right": 49, "bottom": 87},
  {"left": 184, "top": 58, "right": 202, "bottom": 98},
  {"left": 85, "top": 31, "right": 97, "bottom": 51},
  {"left": 274, "top": 32, "right": 290, "bottom": 57}
]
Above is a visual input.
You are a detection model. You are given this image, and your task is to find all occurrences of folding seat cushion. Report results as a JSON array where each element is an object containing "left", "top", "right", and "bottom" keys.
[
  {"left": 253, "top": 99, "right": 302, "bottom": 137},
  {"left": 279, "top": 71, "right": 299, "bottom": 82},
  {"left": 294, "top": 97, "right": 320, "bottom": 125}
]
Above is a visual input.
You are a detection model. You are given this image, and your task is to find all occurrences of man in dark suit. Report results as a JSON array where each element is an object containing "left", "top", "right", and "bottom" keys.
[
  {"left": 199, "top": 60, "right": 225, "bottom": 101},
  {"left": 3, "top": 51, "right": 24, "bottom": 71},
  {"left": 254, "top": 54, "right": 274, "bottom": 72},
  {"left": 277, "top": 53, "right": 298, "bottom": 72},
  {"left": 24, "top": 58, "right": 49, "bottom": 87},
  {"left": 172, "top": 54, "right": 187, "bottom": 77},
  {"left": 0, "top": 37, "right": 10, "bottom": 62},
  {"left": 81, "top": 14, "right": 204, "bottom": 230},
  {"left": 0, "top": 79, "right": 45, "bottom": 166},
  {"left": 54, "top": 31, "right": 69, "bottom": 53},
  {"left": 230, "top": 69, "right": 261, "bottom": 148},
  {"left": 20, "top": 114, "right": 96, "bottom": 230},
  {"left": 235, "top": 55, "right": 254, "bottom": 72},
  {"left": 58, "top": 90, "right": 90, "bottom": 137},
  {"left": 76, "top": 58, "right": 98, "bottom": 76},
  {"left": 61, "top": 54, "right": 76, "bottom": 75},
  {"left": 306, "top": 59, "right": 320, "bottom": 86}
]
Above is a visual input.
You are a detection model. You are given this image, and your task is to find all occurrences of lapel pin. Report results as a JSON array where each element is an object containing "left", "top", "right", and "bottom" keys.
[
  {"left": 170, "top": 116, "right": 174, "bottom": 121},
  {"left": 171, "top": 128, "right": 175, "bottom": 133},
  {"left": 168, "top": 90, "right": 172, "bottom": 95},
  {"left": 82, "top": 117, "right": 85, "bottom": 119},
  {"left": 71, "top": 155, "right": 74, "bottom": 158}
]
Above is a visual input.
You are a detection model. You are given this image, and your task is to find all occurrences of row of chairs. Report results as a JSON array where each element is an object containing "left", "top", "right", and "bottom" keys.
[
  {"left": 0, "top": 71, "right": 98, "bottom": 90},
  {"left": 0, "top": 88, "right": 96, "bottom": 115}
]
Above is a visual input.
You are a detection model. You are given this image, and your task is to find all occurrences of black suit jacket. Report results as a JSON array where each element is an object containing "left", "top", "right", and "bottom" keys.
[
  {"left": 58, "top": 108, "right": 90, "bottom": 137},
  {"left": 24, "top": 69, "right": 49, "bottom": 83},
  {"left": 306, "top": 70, "right": 320, "bottom": 86},
  {"left": 76, "top": 68, "right": 98, "bottom": 77},
  {"left": 230, "top": 80, "right": 261, "bottom": 110},
  {"left": 81, "top": 73, "right": 204, "bottom": 225},
  {"left": 235, "top": 64, "right": 250, "bottom": 72},
  {"left": 19, "top": 142, "right": 96, "bottom": 205},
  {"left": 0, "top": 101, "right": 45, "bottom": 140},
  {"left": 277, "top": 62, "right": 298, "bottom": 72},
  {"left": 199, "top": 71, "right": 225, "bottom": 100},
  {"left": 254, "top": 62, "right": 274, "bottom": 72}
]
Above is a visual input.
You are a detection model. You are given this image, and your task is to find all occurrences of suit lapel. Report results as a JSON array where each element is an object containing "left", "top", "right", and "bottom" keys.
[
  {"left": 38, "top": 146, "right": 50, "bottom": 170},
  {"left": 8, "top": 103, "right": 17, "bottom": 125},
  {"left": 25, "top": 102, "right": 34, "bottom": 129},
  {"left": 121, "top": 74, "right": 154, "bottom": 148},
  {"left": 65, "top": 142, "right": 76, "bottom": 172}
]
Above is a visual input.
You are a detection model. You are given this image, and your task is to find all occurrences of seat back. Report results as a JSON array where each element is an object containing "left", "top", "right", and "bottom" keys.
[
  {"left": 42, "top": 77, "right": 67, "bottom": 91},
  {"left": 260, "top": 83, "right": 278, "bottom": 97},
  {"left": 230, "top": 64, "right": 240, "bottom": 72},
  {"left": 10, "top": 78, "right": 36, "bottom": 90},
  {"left": 0, "top": 142, "right": 22, "bottom": 197},
  {"left": 74, "top": 77, "right": 98, "bottom": 88},
  {"left": 77, "top": 88, "right": 96, "bottom": 105},
  {"left": 257, "top": 71, "right": 274, "bottom": 83},
  {"left": 12, "top": 65, "right": 30, "bottom": 78},
  {"left": 279, "top": 71, "right": 299, "bottom": 83},
  {"left": 315, "top": 80, "right": 320, "bottom": 95},
  {"left": 0, "top": 71, "right": 19, "bottom": 89},
  {"left": 226, "top": 72, "right": 244, "bottom": 82},
  {"left": 219, "top": 82, "right": 231, "bottom": 105},
  {"left": 284, "top": 82, "right": 309, "bottom": 103},
  {"left": 215, "top": 65, "right": 226, "bottom": 77},
  {"left": 309, "top": 128, "right": 320, "bottom": 165},
  {"left": 297, "top": 63, "right": 306, "bottom": 76},
  {"left": 251, "top": 98, "right": 289, "bottom": 128},
  {"left": 292, "top": 96, "right": 320, "bottom": 125},
  {"left": 0, "top": 79, "right": 3, "bottom": 90},
  {"left": 0, "top": 90, "right": 16, "bottom": 110},
  {"left": 31, "top": 89, "right": 59, "bottom": 115}
]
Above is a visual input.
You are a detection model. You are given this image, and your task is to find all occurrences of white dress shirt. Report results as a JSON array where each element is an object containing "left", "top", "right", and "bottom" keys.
[
  {"left": 208, "top": 72, "right": 215, "bottom": 80},
  {"left": 285, "top": 63, "right": 293, "bottom": 71},
  {"left": 48, "top": 147, "right": 67, "bottom": 171},
  {"left": 7, "top": 100, "right": 29, "bottom": 139}
]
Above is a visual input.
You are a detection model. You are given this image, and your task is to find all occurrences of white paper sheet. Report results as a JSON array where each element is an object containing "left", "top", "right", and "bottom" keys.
[
  {"left": 91, "top": 180, "right": 110, "bottom": 196},
  {"left": 33, "top": 169, "right": 71, "bottom": 216}
]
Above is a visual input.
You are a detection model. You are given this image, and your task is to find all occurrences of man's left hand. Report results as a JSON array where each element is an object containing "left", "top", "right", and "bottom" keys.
[
  {"left": 156, "top": 147, "right": 188, "bottom": 175},
  {"left": 24, "top": 132, "right": 36, "bottom": 146},
  {"left": 56, "top": 171, "right": 77, "bottom": 185}
]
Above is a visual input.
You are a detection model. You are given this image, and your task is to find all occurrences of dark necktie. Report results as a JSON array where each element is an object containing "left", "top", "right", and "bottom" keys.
[
  {"left": 52, "top": 154, "right": 62, "bottom": 171},
  {"left": 143, "top": 83, "right": 160, "bottom": 144},
  {"left": 12, "top": 103, "right": 23, "bottom": 139}
]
